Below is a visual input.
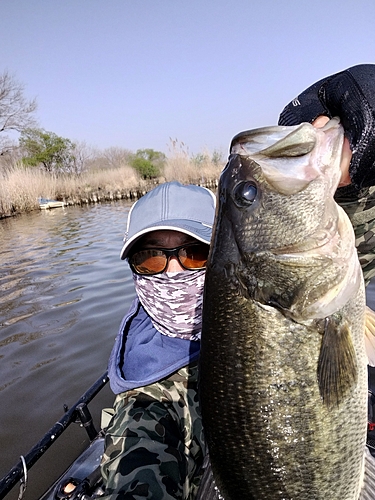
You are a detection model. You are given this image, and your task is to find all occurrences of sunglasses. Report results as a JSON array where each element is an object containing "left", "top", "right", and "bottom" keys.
[{"left": 128, "top": 242, "right": 210, "bottom": 275}]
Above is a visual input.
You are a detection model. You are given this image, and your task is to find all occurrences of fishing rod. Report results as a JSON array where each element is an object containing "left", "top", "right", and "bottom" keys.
[{"left": 0, "top": 371, "right": 109, "bottom": 499}]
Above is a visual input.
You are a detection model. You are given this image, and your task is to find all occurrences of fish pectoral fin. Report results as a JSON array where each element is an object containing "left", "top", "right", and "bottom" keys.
[
  {"left": 365, "top": 306, "right": 375, "bottom": 367},
  {"left": 317, "top": 315, "right": 357, "bottom": 408},
  {"left": 359, "top": 447, "right": 375, "bottom": 500},
  {"left": 195, "top": 454, "right": 225, "bottom": 500}
]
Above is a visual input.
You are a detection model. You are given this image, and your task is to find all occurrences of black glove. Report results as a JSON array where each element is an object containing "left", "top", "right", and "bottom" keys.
[{"left": 278, "top": 64, "right": 375, "bottom": 190}]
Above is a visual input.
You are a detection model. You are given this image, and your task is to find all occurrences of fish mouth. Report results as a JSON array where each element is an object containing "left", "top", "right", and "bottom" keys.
[
  {"left": 230, "top": 118, "right": 341, "bottom": 158},
  {"left": 230, "top": 122, "right": 318, "bottom": 158},
  {"left": 230, "top": 119, "right": 344, "bottom": 196}
]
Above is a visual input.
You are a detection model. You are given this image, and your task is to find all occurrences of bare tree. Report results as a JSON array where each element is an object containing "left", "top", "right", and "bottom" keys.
[
  {"left": 0, "top": 138, "right": 21, "bottom": 172},
  {"left": 0, "top": 71, "right": 37, "bottom": 155},
  {"left": 102, "top": 146, "right": 133, "bottom": 169},
  {"left": 69, "top": 140, "right": 94, "bottom": 174},
  {"left": 87, "top": 146, "right": 133, "bottom": 171}
]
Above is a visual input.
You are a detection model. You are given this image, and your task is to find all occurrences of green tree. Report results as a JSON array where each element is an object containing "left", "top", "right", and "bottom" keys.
[
  {"left": 19, "top": 128, "right": 76, "bottom": 173},
  {"left": 130, "top": 149, "right": 166, "bottom": 179}
]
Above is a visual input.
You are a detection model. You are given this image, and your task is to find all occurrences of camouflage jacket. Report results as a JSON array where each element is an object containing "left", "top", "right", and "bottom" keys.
[
  {"left": 101, "top": 361, "right": 205, "bottom": 499},
  {"left": 335, "top": 184, "right": 375, "bottom": 285},
  {"left": 101, "top": 301, "right": 205, "bottom": 499}
]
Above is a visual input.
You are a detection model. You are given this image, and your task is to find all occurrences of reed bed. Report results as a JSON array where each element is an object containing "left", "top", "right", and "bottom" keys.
[
  {"left": 164, "top": 140, "right": 223, "bottom": 184},
  {"left": 0, "top": 167, "right": 57, "bottom": 216},
  {"left": 0, "top": 152, "right": 224, "bottom": 218}
]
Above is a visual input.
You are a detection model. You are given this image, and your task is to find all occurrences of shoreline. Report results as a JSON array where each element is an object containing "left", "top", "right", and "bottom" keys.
[{"left": 0, "top": 178, "right": 219, "bottom": 219}]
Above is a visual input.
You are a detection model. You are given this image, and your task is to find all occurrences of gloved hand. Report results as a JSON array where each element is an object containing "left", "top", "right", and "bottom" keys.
[{"left": 278, "top": 64, "right": 375, "bottom": 190}]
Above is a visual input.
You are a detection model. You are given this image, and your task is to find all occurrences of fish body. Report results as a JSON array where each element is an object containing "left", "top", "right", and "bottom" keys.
[{"left": 199, "top": 120, "right": 370, "bottom": 499}]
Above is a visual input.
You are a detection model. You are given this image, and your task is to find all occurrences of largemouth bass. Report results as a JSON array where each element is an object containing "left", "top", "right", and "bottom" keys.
[{"left": 199, "top": 119, "right": 375, "bottom": 499}]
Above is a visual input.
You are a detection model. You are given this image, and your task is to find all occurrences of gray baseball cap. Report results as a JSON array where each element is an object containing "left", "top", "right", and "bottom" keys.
[{"left": 120, "top": 181, "right": 216, "bottom": 260}]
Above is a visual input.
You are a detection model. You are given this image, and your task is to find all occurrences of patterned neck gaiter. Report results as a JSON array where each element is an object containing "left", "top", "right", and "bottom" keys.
[{"left": 133, "top": 269, "right": 206, "bottom": 341}]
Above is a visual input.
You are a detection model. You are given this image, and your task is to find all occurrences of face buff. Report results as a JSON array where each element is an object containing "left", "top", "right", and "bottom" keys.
[{"left": 133, "top": 269, "right": 206, "bottom": 341}]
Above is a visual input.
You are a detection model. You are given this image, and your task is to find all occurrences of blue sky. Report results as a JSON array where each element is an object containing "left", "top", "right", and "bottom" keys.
[{"left": 1, "top": 0, "right": 374, "bottom": 156}]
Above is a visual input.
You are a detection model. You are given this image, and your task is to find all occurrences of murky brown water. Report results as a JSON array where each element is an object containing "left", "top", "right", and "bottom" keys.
[{"left": 0, "top": 202, "right": 136, "bottom": 499}]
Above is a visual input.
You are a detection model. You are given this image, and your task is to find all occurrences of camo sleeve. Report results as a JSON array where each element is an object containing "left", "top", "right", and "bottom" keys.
[
  {"left": 335, "top": 185, "right": 375, "bottom": 286},
  {"left": 101, "top": 362, "right": 205, "bottom": 499}
]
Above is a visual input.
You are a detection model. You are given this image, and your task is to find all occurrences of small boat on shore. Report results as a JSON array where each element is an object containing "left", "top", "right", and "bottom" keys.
[
  {"left": 39, "top": 198, "right": 66, "bottom": 210},
  {"left": 0, "top": 373, "right": 110, "bottom": 500}
]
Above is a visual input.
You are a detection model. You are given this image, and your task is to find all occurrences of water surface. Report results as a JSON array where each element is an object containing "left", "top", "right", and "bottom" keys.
[{"left": 0, "top": 202, "right": 136, "bottom": 499}]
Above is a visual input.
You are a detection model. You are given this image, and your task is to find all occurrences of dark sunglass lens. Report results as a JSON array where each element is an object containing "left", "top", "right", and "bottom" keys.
[
  {"left": 131, "top": 250, "right": 167, "bottom": 274},
  {"left": 179, "top": 244, "right": 209, "bottom": 269}
]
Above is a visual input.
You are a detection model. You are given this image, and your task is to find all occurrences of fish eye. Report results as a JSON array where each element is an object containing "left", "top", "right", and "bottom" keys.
[{"left": 233, "top": 181, "right": 258, "bottom": 207}]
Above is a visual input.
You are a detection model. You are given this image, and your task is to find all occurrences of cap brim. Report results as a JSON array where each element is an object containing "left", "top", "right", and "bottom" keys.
[{"left": 120, "top": 220, "right": 212, "bottom": 260}]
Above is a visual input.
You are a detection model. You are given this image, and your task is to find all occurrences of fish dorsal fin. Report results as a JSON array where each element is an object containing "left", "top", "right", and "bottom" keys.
[
  {"left": 365, "top": 306, "right": 375, "bottom": 367},
  {"left": 317, "top": 315, "right": 357, "bottom": 408}
]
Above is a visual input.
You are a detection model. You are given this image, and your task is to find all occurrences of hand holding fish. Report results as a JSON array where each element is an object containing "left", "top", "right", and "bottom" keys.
[
  {"left": 279, "top": 64, "right": 375, "bottom": 190},
  {"left": 312, "top": 115, "right": 352, "bottom": 187}
]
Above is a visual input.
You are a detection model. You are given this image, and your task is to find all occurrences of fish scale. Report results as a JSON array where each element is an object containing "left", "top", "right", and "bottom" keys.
[
  {"left": 199, "top": 120, "right": 372, "bottom": 499},
  {"left": 202, "top": 273, "right": 367, "bottom": 499}
]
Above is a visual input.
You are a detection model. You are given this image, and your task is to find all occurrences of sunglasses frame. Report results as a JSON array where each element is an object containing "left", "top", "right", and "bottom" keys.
[{"left": 128, "top": 242, "right": 209, "bottom": 275}]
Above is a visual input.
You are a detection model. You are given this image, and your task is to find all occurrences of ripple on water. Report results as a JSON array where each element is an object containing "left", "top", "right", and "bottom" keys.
[{"left": 0, "top": 202, "right": 135, "bottom": 496}]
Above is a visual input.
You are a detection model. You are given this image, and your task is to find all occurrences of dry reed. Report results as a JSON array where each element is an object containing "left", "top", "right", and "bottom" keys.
[
  {"left": 0, "top": 149, "right": 224, "bottom": 218},
  {"left": 163, "top": 139, "right": 224, "bottom": 183}
]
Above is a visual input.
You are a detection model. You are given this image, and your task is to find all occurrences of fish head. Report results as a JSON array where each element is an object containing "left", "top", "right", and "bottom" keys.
[
  {"left": 210, "top": 118, "right": 361, "bottom": 318},
  {"left": 216, "top": 119, "right": 344, "bottom": 254},
  {"left": 230, "top": 119, "right": 344, "bottom": 197}
]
